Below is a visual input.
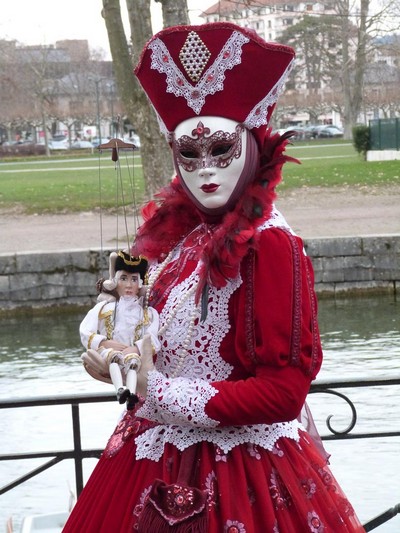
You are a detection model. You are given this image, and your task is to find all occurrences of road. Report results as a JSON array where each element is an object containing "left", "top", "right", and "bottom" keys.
[{"left": 1, "top": 185, "right": 399, "bottom": 254}]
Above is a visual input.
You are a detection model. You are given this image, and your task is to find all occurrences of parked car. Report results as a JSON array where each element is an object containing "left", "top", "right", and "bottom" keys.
[
  {"left": 127, "top": 133, "right": 141, "bottom": 148},
  {"left": 0, "top": 142, "right": 46, "bottom": 157},
  {"left": 288, "top": 126, "right": 308, "bottom": 141},
  {"left": 90, "top": 137, "right": 101, "bottom": 148},
  {"left": 273, "top": 127, "right": 305, "bottom": 140},
  {"left": 70, "top": 140, "right": 94, "bottom": 149},
  {"left": 91, "top": 137, "right": 110, "bottom": 148},
  {"left": 306, "top": 125, "right": 326, "bottom": 139},
  {"left": 52, "top": 134, "right": 68, "bottom": 141},
  {"left": 49, "top": 135, "right": 69, "bottom": 150},
  {"left": 317, "top": 125, "right": 344, "bottom": 138}
]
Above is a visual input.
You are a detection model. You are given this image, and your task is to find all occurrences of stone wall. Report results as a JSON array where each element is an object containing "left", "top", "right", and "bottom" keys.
[
  {"left": 0, "top": 235, "right": 399, "bottom": 314},
  {"left": 304, "top": 235, "right": 399, "bottom": 297},
  {"left": 0, "top": 249, "right": 108, "bottom": 314}
]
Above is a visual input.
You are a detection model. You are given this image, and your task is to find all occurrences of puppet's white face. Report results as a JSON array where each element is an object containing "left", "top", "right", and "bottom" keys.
[
  {"left": 116, "top": 270, "right": 140, "bottom": 298},
  {"left": 173, "top": 116, "right": 248, "bottom": 213}
]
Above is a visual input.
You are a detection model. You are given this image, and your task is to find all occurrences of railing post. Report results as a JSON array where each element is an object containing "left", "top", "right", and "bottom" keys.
[{"left": 71, "top": 403, "right": 84, "bottom": 497}]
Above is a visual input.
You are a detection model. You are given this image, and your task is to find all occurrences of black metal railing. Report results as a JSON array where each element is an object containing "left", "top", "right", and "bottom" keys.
[
  {"left": 0, "top": 392, "right": 115, "bottom": 498},
  {"left": 309, "top": 375, "right": 400, "bottom": 440},
  {"left": 1, "top": 376, "right": 400, "bottom": 531}
]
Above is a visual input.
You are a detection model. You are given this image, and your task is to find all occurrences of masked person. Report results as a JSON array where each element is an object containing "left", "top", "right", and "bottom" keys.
[
  {"left": 79, "top": 251, "right": 160, "bottom": 409},
  {"left": 64, "top": 22, "right": 365, "bottom": 532}
]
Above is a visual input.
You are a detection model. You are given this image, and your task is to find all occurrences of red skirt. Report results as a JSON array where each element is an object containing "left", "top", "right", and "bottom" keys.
[{"left": 63, "top": 411, "right": 365, "bottom": 532}]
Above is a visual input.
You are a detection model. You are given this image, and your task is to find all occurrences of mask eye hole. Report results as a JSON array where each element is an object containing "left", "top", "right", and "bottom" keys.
[
  {"left": 180, "top": 149, "right": 198, "bottom": 159},
  {"left": 211, "top": 143, "right": 233, "bottom": 157}
]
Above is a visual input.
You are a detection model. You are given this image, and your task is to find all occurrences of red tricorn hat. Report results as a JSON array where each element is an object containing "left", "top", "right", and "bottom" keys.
[{"left": 134, "top": 22, "right": 295, "bottom": 145}]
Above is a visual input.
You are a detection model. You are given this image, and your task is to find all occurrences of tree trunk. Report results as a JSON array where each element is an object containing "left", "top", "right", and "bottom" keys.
[
  {"left": 337, "top": 0, "right": 352, "bottom": 139},
  {"left": 337, "top": 0, "right": 370, "bottom": 139},
  {"left": 156, "top": 0, "right": 189, "bottom": 27},
  {"left": 351, "top": 0, "right": 369, "bottom": 126},
  {"left": 102, "top": 0, "right": 174, "bottom": 199}
]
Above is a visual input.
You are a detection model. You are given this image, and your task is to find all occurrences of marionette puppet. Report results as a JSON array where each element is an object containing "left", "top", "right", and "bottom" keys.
[{"left": 80, "top": 250, "right": 160, "bottom": 409}]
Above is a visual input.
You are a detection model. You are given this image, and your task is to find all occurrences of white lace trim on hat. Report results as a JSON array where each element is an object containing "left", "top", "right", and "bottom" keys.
[
  {"left": 244, "top": 58, "right": 295, "bottom": 129},
  {"left": 155, "top": 109, "right": 170, "bottom": 139},
  {"left": 149, "top": 30, "right": 249, "bottom": 115}
]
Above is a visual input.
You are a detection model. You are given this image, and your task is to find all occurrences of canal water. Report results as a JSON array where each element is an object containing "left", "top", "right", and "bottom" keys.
[{"left": 0, "top": 296, "right": 399, "bottom": 531}]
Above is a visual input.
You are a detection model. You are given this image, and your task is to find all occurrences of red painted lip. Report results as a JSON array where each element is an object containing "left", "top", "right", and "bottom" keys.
[{"left": 201, "top": 183, "right": 220, "bottom": 193}]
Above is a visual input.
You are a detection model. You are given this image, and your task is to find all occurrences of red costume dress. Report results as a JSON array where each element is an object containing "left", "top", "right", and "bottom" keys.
[
  {"left": 64, "top": 207, "right": 364, "bottom": 532},
  {"left": 64, "top": 21, "right": 364, "bottom": 533}
]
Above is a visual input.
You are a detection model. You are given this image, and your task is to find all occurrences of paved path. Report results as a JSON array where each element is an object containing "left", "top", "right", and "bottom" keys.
[{"left": 0, "top": 186, "right": 399, "bottom": 254}]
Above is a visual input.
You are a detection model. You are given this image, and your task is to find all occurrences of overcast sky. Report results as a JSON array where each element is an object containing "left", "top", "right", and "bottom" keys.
[{"left": 0, "top": 0, "right": 215, "bottom": 58}]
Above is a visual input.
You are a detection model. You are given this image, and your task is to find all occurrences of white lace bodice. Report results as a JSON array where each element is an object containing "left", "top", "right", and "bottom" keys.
[
  {"left": 135, "top": 209, "right": 301, "bottom": 460},
  {"left": 156, "top": 269, "right": 239, "bottom": 380}
]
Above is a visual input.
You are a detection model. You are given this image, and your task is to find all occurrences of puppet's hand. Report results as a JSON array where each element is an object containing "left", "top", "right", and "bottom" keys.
[
  {"left": 81, "top": 349, "right": 112, "bottom": 384},
  {"left": 136, "top": 334, "right": 155, "bottom": 397},
  {"left": 100, "top": 340, "right": 129, "bottom": 352}
]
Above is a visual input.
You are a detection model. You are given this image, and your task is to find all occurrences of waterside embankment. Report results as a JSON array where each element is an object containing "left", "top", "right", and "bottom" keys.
[{"left": 0, "top": 235, "right": 399, "bottom": 315}]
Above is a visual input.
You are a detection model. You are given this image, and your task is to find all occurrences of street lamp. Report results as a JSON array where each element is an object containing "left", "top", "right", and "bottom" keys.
[
  {"left": 106, "top": 82, "right": 115, "bottom": 138},
  {"left": 93, "top": 78, "right": 102, "bottom": 146},
  {"left": 89, "top": 77, "right": 104, "bottom": 145}
]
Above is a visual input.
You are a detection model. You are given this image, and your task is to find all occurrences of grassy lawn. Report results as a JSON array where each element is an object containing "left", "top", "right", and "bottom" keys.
[
  {"left": 0, "top": 152, "right": 144, "bottom": 213},
  {"left": 0, "top": 142, "right": 398, "bottom": 214},
  {"left": 282, "top": 141, "right": 400, "bottom": 189}
]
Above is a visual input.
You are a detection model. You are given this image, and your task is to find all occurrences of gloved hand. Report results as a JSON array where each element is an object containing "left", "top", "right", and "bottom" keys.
[{"left": 81, "top": 349, "right": 112, "bottom": 384}]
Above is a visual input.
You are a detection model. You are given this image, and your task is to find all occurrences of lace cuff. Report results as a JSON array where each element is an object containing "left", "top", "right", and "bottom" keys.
[{"left": 136, "top": 369, "right": 219, "bottom": 428}]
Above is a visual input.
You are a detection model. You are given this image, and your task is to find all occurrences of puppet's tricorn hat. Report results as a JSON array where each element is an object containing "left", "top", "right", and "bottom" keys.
[
  {"left": 134, "top": 22, "right": 295, "bottom": 146},
  {"left": 97, "top": 251, "right": 148, "bottom": 300},
  {"left": 112, "top": 251, "right": 148, "bottom": 281}
]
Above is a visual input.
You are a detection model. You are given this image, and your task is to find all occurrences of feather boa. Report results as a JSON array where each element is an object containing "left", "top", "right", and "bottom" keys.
[{"left": 133, "top": 130, "right": 299, "bottom": 302}]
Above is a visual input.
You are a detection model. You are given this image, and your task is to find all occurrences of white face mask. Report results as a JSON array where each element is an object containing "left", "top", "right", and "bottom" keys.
[{"left": 173, "top": 116, "right": 251, "bottom": 215}]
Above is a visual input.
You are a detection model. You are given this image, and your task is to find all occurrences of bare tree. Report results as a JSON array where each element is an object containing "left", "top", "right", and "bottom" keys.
[
  {"left": 280, "top": 15, "right": 343, "bottom": 97},
  {"left": 101, "top": 0, "right": 189, "bottom": 198},
  {"left": 336, "top": 0, "right": 400, "bottom": 137},
  {"left": 0, "top": 41, "right": 47, "bottom": 143},
  {"left": 280, "top": 0, "right": 400, "bottom": 137},
  {"left": 16, "top": 46, "right": 64, "bottom": 155},
  {"left": 278, "top": 91, "right": 332, "bottom": 127},
  {"left": 155, "top": 0, "right": 189, "bottom": 27},
  {"left": 0, "top": 42, "right": 20, "bottom": 141}
]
